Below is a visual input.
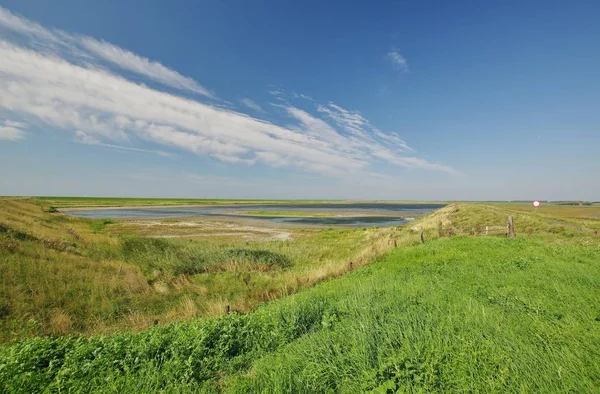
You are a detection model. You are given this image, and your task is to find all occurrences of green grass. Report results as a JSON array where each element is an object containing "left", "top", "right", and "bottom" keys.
[
  {"left": 0, "top": 198, "right": 397, "bottom": 342},
  {"left": 492, "top": 202, "right": 600, "bottom": 220},
  {"left": 35, "top": 197, "right": 340, "bottom": 208},
  {"left": 89, "top": 218, "right": 114, "bottom": 232},
  {"left": 120, "top": 236, "right": 292, "bottom": 275},
  {"left": 30, "top": 196, "right": 451, "bottom": 209},
  {"left": 2, "top": 197, "right": 600, "bottom": 392},
  {"left": 1, "top": 235, "right": 599, "bottom": 392}
]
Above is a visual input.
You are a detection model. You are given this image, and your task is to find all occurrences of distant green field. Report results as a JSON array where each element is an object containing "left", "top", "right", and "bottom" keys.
[
  {"left": 28, "top": 197, "right": 600, "bottom": 213},
  {"left": 27, "top": 196, "right": 450, "bottom": 208},
  {"left": 33, "top": 196, "right": 334, "bottom": 208},
  {"left": 491, "top": 202, "right": 600, "bottom": 219}
]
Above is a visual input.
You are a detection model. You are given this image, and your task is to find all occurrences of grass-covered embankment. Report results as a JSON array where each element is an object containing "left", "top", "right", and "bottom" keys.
[
  {"left": 1, "top": 235, "right": 599, "bottom": 392},
  {"left": 0, "top": 198, "right": 398, "bottom": 341}
]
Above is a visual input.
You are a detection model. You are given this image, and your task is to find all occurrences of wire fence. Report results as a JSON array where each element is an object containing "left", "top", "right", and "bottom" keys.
[
  {"left": 438, "top": 224, "right": 509, "bottom": 237},
  {"left": 396, "top": 216, "right": 516, "bottom": 247},
  {"left": 434, "top": 216, "right": 516, "bottom": 239}
]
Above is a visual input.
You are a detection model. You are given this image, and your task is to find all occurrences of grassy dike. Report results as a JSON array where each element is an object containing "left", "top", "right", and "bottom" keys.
[
  {"left": 0, "top": 198, "right": 399, "bottom": 341},
  {"left": 1, "top": 200, "right": 599, "bottom": 392},
  {"left": 1, "top": 235, "right": 599, "bottom": 392}
]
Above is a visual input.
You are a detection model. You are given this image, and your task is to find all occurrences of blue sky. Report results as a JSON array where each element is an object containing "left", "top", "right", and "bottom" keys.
[{"left": 0, "top": 1, "right": 598, "bottom": 200}]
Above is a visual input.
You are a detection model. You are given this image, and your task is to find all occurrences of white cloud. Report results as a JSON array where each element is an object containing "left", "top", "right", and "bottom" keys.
[
  {"left": 0, "top": 6, "right": 212, "bottom": 97},
  {"left": 0, "top": 7, "right": 58, "bottom": 42},
  {"left": 255, "top": 151, "right": 291, "bottom": 167},
  {"left": 292, "top": 92, "right": 315, "bottom": 102},
  {"left": 75, "top": 130, "right": 173, "bottom": 157},
  {"left": 239, "top": 98, "right": 264, "bottom": 112},
  {"left": 268, "top": 88, "right": 287, "bottom": 102},
  {"left": 0, "top": 41, "right": 362, "bottom": 174},
  {"left": 79, "top": 38, "right": 213, "bottom": 97},
  {"left": 373, "top": 151, "right": 459, "bottom": 175},
  {"left": 3, "top": 120, "right": 25, "bottom": 128},
  {"left": 75, "top": 129, "right": 100, "bottom": 145},
  {"left": 0, "top": 119, "right": 25, "bottom": 141},
  {"left": 0, "top": 126, "right": 25, "bottom": 141},
  {"left": 387, "top": 48, "right": 408, "bottom": 72},
  {"left": 212, "top": 153, "right": 255, "bottom": 165},
  {"left": 316, "top": 101, "right": 417, "bottom": 169},
  {"left": 286, "top": 106, "right": 352, "bottom": 152},
  {"left": 0, "top": 6, "right": 458, "bottom": 177}
]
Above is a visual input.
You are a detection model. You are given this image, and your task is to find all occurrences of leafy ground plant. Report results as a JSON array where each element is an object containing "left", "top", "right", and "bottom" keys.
[{"left": 1, "top": 235, "right": 599, "bottom": 392}]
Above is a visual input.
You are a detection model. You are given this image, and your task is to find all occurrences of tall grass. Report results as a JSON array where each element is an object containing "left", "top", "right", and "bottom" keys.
[
  {"left": 230, "top": 236, "right": 600, "bottom": 392},
  {"left": 121, "top": 236, "right": 292, "bottom": 275},
  {"left": 1, "top": 235, "right": 599, "bottom": 392},
  {"left": 0, "top": 198, "right": 395, "bottom": 341}
]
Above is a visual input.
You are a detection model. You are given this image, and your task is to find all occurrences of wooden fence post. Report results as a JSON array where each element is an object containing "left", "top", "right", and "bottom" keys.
[
  {"left": 394, "top": 239, "right": 397, "bottom": 248},
  {"left": 420, "top": 230, "right": 425, "bottom": 244},
  {"left": 485, "top": 226, "right": 489, "bottom": 236},
  {"left": 508, "top": 216, "right": 515, "bottom": 238}
]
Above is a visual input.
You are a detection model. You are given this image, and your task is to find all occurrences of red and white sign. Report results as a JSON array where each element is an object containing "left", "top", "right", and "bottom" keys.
[{"left": 532, "top": 200, "right": 541, "bottom": 208}]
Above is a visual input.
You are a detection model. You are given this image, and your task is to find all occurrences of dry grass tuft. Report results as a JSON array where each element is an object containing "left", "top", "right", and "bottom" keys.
[
  {"left": 152, "top": 281, "right": 170, "bottom": 294},
  {"left": 49, "top": 309, "right": 72, "bottom": 335},
  {"left": 203, "top": 298, "right": 231, "bottom": 317},
  {"left": 177, "top": 296, "right": 199, "bottom": 319}
]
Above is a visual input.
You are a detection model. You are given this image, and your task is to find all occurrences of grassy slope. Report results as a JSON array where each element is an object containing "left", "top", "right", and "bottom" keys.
[
  {"left": 0, "top": 198, "right": 398, "bottom": 342},
  {"left": 231, "top": 236, "right": 600, "bottom": 393},
  {"left": 1, "top": 236, "right": 598, "bottom": 393},
  {"left": 1, "top": 202, "right": 599, "bottom": 392},
  {"left": 412, "top": 203, "right": 600, "bottom": 237}
]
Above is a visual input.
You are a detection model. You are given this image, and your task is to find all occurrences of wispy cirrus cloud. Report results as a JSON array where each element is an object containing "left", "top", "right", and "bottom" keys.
[
  {"left": 317, "top": 102, "right": 413, "bottom": 152},
  {"left": 239, "top": 98, "right": 264, "bottom": 113},
  {"left": 387, "top": 47, "right": 408, "bottom": 72},
  {"left": 75, "top": 130, "right": 174, "bottom": 157},
  {"left": 0, "top": 7, "right": 213, "bottom": 97},
  {"left": 79, "top": 38, "right": 214, "bottom": 97},
  {"left": 0, "top": 6, "right": 457, "bottom": 176},
  {"left": 0, "top": 119, "right": 26, "bottom": 141}
]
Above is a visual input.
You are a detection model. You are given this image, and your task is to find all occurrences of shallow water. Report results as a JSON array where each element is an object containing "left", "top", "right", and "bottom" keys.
[{"left": 65, "top": 203, "right": 445, "bottom": 227}]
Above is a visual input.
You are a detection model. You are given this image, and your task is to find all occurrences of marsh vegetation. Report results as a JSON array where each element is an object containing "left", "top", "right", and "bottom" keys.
[
  {"left": 0, "top": 198, "right": 400, "bottom": 341},
  {"left": 1, "top": 197, "right": 599, "bottom": 392}
]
